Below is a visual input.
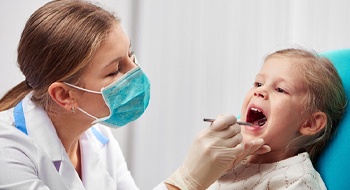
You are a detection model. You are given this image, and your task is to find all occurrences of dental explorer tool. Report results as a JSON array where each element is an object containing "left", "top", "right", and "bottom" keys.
[{"left": 203, "top": 118, "right": 253, "bottom": 126}]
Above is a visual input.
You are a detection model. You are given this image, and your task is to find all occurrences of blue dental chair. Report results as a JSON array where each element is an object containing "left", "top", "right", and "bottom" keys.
[{"left": 316, "top": 49, "right": 350, "bottom": 189}]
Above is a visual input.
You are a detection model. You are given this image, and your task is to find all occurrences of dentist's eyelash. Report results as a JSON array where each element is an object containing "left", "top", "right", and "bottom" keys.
[
  {"left": 107, "top": 69, "right": 120, "bottom": 77},
  {"left": 128, "top": 40, "right": 134, "bottom": 57},
  {"left": 128, "top": 51, "right": 134, "bottom": 57}
]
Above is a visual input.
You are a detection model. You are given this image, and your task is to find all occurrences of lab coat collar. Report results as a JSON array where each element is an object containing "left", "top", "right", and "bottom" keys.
[
  {"left": 22, "top": 94, "right": 86, "bottom": 189},
  {"left": 80, "top": 130, "right": 116, "bottom": 189},
  {"left": 22, "top": 94, "right": 63, "bottom": 165}
]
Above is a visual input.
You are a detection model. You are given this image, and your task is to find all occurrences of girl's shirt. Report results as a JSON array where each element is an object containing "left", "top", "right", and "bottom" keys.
[{"left": 208, "top": 152, "right": 326, "bottom": 190}]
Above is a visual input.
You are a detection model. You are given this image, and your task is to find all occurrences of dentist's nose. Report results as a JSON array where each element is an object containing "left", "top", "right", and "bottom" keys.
[
  {"left": 124, "top": 54, "right": 138, "bottom": 72},
  {"left": 254, "top": 88, "right": 268, "bottom": 99}
]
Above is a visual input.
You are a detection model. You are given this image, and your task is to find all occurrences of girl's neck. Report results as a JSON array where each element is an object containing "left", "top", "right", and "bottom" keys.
[{"left": 246, "top": 149, "right": 297, "bottom": 164}]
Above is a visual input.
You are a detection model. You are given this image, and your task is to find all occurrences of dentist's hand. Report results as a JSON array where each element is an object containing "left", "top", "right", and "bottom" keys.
[
  {"left": 164, "top": 114, "right": 267, "bottom": 190},
  {"left": 230, "top": 138, "right": 271, "bottom": 168}
]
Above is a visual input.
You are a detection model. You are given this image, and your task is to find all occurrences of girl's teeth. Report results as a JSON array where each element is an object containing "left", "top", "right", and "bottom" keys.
[{"left": 257, "top": 117, "right": 267, "bottom": 126}]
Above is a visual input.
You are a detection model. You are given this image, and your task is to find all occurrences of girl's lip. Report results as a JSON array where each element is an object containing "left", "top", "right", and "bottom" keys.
[{"left": 245, "top": 122, "right": 265, "bottom": 131}]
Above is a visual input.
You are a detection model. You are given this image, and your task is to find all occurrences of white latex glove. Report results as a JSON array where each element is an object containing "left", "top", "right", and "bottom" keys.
[{"left": 164, "top": 114, "right": 269, "bottom": 190}]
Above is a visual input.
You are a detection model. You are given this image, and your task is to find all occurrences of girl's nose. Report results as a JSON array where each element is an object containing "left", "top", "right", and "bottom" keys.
[{"left": 254, "top": 88, "right": 268, "bottom": 99}]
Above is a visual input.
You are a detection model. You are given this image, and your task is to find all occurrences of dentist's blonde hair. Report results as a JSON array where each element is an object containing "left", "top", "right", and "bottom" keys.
[
  {"left": 265, "top": 48, "right": 346, "bottom": 163},
  {"left": 0, "top": 0, "right": 119, "bottom": 111}
]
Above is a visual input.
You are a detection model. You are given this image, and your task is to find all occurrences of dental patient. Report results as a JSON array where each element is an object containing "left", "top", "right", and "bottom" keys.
[{"left": 208, "top": 48, "right": 346, "bottom": 190}]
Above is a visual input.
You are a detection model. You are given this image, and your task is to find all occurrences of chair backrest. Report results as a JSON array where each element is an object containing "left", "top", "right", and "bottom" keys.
[{"left": 316, "top": 49, "right": 350, "bottom": 189}]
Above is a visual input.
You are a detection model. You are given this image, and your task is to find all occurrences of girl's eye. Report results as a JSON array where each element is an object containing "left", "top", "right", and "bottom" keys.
[
  {"left": 276, "top": 87, "right": 285, "bottom": 93},
  {"left": 254, "top": 82, "right": 262, "bottom": 87}
]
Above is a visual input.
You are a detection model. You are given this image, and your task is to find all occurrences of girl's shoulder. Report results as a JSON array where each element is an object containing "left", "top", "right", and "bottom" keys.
[
  {"left": 213, "top": 153, "right": 326, "bottom": 190},
  {"left": 264, "top": 153, "right": 327, "bottom": 189}
]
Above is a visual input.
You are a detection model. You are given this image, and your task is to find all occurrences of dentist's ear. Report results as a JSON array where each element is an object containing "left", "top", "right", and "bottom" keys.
[
  {"left": 299, "top": 112, "right": 327, "bottom": 135},
  {"left": 48, "top": 82, "right": 77, "bottom": 112}
]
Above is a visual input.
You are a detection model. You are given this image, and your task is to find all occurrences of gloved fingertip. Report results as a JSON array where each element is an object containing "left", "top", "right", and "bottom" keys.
[
  {"left": 235, "top": 143, "right": 244, "bottom": 150},
  {"left": 262, "top": 145, "right": 271, "bottom": 152},
  {"left": 251, "top": 138, "right": 264, "bottom": 145}
]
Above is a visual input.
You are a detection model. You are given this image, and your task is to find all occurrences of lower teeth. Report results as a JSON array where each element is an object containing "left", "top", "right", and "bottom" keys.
[{"left": 254, "top": 117, "right": 267, "bottom": 126}]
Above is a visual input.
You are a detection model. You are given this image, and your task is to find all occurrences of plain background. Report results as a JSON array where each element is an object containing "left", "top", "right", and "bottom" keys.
[{"left": 1, "top": 1, "right": 350, "bottom": 189}]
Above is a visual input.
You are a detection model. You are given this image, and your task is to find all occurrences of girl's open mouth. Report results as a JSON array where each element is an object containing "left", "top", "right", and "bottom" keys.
[{"left": 246, "top": 107, "right": 267, "bottom": 127}]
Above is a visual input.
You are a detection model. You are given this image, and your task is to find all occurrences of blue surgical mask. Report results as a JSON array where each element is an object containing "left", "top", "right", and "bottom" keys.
[{"left": 64, "top": 59, "right": 150, "bottom": 128}]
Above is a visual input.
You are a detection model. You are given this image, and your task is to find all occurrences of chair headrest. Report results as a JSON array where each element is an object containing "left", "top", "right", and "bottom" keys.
[{"left": 316, "top": 49, "right": 350, "bottom": 189}]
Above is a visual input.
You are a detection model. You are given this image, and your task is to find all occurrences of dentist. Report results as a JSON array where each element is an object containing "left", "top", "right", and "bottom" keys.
[{"left": 0, "top": 1, "right": 268, "bottom": 189}]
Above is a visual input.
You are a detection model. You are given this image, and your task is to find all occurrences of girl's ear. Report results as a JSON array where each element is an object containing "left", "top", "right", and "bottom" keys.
[
  {"left": 48, "top": 82, "right": 77, "bottom": 112},
  {"left": 299, "top": 112, "right": 327, "bottom": 135}
]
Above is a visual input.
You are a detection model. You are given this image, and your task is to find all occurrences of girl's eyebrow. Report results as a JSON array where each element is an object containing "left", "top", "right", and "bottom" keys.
[{"left": 255, "top": 73, "right": 265, "bottom": 79}]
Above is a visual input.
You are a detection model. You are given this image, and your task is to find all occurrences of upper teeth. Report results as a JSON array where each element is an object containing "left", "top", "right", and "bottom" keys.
[{"left": 251, "top": 107, "right": 261, "bottom": 112}]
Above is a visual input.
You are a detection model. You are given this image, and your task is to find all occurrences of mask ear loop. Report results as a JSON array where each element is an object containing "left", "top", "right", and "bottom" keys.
[
  {"left": 63, "top": 82, "right": 102, "bottom": 121},
  {"left": 63, "top": 82, "right": 102, "bottom": 94},
  {"left": 77, "top": 107, "right": 99, "bottom": 120}
]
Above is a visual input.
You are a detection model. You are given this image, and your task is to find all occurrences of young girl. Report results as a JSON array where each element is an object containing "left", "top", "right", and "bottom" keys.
[{"left": 208, "top": 48, "right": 347, "bottom": 189}]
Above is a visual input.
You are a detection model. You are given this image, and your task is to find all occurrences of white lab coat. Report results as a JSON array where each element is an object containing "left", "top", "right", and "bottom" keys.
[{"left": 0, "top": 93, "right": 167, "bottom": 190}]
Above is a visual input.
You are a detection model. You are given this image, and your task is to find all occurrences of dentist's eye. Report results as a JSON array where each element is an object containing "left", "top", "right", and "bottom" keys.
[
  {"left": 128, "top": 51, "right": 134, "bottom": 58},
  {"left": 107, "top": 70, "right": 120, "bottom": 77},
  {"left": 128, "top": 51, "right": 135, "bottom": 63},
  {"left": 128, "top": 41, "right": 134, "bottom": 58},
  {"left": 254, "top": 82, "right": 262, "bottom": 87}
]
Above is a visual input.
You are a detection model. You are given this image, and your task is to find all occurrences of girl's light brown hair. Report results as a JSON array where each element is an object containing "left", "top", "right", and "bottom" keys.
[
  {"left": 0, "top": 0, "right": 119, "bottom": 111},
  {"left": 266, "top": 48, "right": 347, "bottom": 163}
]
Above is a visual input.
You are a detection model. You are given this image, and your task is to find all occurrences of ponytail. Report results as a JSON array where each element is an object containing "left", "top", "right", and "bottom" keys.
[{"left": 0, "top": 81, "right": 32, "bottom": 111}]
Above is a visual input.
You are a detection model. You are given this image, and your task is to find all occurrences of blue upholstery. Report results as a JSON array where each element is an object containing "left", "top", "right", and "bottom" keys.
[{"left": 316, "top": 49, "right": 350, "bottom": 189}]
